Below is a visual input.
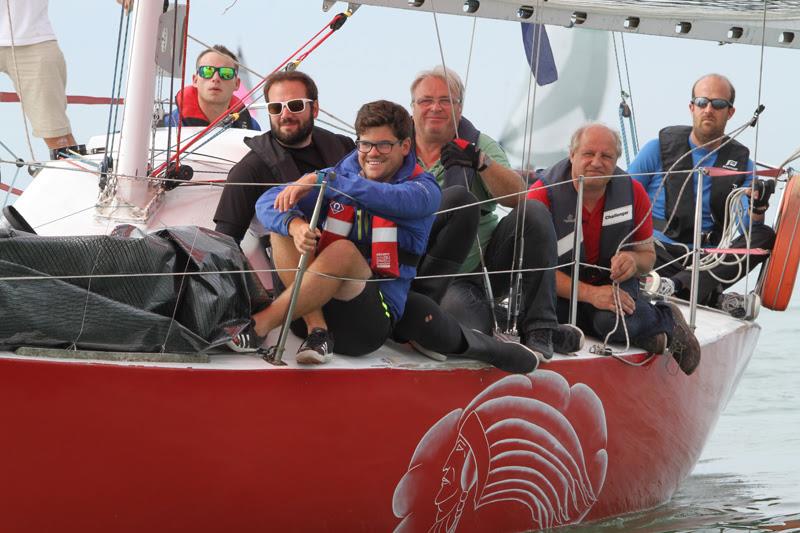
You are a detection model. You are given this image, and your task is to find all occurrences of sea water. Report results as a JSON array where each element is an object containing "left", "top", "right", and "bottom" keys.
[{"left": 566, "top": 305, "right": 800, "bottom": 532}]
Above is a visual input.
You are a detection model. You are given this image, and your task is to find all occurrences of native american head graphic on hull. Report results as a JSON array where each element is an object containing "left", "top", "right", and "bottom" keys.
[{"left": 392, "top": 371, "right": 608, "bottom": 532}]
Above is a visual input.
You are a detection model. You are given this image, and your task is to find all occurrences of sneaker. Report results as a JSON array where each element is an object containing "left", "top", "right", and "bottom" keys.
[
  {"left": 296, "top": 328, "right": 334, "bottom": 365},
  {"left": 641, "top": 271, "right": 676, "bottom": 299},
  {"left": 715, "top": 292, "right": 760, "bottom": 320},
  {"left": 664, "top": 302, "right": 701, "bottom": 375},
  {"left": 522, "top": 328, "right": 554, "bottom": 362},
  {"left": 226, "top": 320, "right": 265, "bottom": 353},
  {"left": 632, "top": 332, "right": 668, "bottom": 354},
  {"left": 552, "top": 324, "right": 585, "bottom": 354}
]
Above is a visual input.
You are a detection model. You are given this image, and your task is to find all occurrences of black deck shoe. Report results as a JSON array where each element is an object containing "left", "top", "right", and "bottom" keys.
[
  {"left": 460, "top": 328, "right": 538, "bottom": 374},
  {"left": 226, "top": 320, "right": 265, "bottom": 353},
  {"left": 664, "top": 302, "right": 701, "bottom": 375},
  {"left": 552, "top": 324, "right": 585, "bottom": 354},
  {"left": 522, "top": 328, "right": 554, "bottom": 362}
]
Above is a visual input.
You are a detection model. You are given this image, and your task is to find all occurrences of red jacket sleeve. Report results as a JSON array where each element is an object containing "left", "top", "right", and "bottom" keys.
[{"left": 526, "top": 180, "right": 551, "bottom": 209}]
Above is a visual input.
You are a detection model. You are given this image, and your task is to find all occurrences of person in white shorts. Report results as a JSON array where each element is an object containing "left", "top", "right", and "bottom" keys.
[{"left": 1, "top": 0, "right": 78, "bottom": 157}]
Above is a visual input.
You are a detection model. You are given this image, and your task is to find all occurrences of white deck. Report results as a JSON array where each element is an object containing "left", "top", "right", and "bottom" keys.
[{"left": 0, "top": 300, "right": 759, "bottom": 372}]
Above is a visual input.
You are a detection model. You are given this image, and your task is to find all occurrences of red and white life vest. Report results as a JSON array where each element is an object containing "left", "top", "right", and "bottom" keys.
[
  {"left": 317, "top": 202, "right": 401, "bottom": 277},
  {"left": 317, "top": 164, "right": 425, "bottom": 278}
]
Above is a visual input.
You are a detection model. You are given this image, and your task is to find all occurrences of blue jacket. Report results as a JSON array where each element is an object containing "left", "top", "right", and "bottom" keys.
[{"left": 256, "top": 149, "right": 441, "bottom": 320}]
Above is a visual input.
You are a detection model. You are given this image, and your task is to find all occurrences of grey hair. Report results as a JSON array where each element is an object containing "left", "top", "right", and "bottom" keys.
[
  {"left": 569, "top": 123, "right": 623, "bottom": 158},
  {"left": 409, "top": 66, "right": 465, "bottom": 106}
]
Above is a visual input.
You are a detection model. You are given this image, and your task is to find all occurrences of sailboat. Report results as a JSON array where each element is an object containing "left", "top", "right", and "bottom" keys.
[{"left": 1, "top": 1, "right": 799, "bottom": 531}]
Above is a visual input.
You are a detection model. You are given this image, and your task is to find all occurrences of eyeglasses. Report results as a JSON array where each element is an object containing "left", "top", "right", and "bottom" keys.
[
  {"left": 355, "top": 139, "right": 402, "bottom": 154},
  {"left": 691, "top": 96, "right": 732, "bottom": 110},
  {"left": 196, "top": 65, "right": 237, "bottom": 80},
  {"left": 266, "top": 98, "right": 315, "bottom": 116},
  {"left": 413, "top": 97, "right": 460, "bottom": 108}
]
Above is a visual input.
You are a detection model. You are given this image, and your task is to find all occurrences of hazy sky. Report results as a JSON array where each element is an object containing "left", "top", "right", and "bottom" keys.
[{"left": 1, "top": 1, "right": 797, "bottom": 197}]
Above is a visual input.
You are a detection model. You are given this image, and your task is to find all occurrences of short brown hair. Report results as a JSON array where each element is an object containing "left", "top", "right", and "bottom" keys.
[
  {"left": 263, "top": 70, "right": 318, "bottom": 102},
  {"left": 196, "top": 44, "right": 238, "bottom": 68},
  {"left": 354, "top": 100, "right": 412, "bottom": 140}
]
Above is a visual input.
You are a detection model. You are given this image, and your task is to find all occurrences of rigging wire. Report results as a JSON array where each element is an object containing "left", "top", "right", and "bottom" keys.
[
  {"left": 151, "top": 8, "right": 356, "bottom": 178},
  {"left": 4, "top": 0, "right": 37, "bottom": 161}
]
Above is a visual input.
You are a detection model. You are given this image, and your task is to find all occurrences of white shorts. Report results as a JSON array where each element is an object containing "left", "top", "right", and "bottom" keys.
[{"left": 0, "top": 39, "right": 72, "bottom": 138}]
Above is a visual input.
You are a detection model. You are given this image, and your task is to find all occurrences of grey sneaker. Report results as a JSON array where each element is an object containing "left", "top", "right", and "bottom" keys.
[
  {"left": 664, "top": 302, "right": 701, "bottom": 375},
  {"left": 225, "top": 320, "right": 265, "bottom": 353},
  {"left": 522, "top": 328, "right": 554, "bottom": 361},
  {"left": 296, "top": 328, "right": 334, "bottom": 364},
  {"left": 641, "top": 272, "right": 676, "bottom": 299},
  {"left": 632, "top": 332, "right": 668, "bottom": 354},
  {"left": 552, "top": 324, "right": 585, "bottom": 354},
  {"left": 715, "top": 292, "right": 760, "bottom": 320}
]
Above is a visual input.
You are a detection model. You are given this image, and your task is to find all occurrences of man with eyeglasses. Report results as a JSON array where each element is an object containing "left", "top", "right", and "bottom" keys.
[
  {"left": 628, "top": 73, "right": 775, "bottom": 318},
  {"left": 227, "top": 100, "right": 441, "bottom": 362},
  {"left": 163, "top": 45, "right": 259, "bottom": 130},
  {"left": 213, "top": 70, "right": 354, "bottom": 244},
  {"left": 409, "top": 66, "right": 583, "bottom": 361}
]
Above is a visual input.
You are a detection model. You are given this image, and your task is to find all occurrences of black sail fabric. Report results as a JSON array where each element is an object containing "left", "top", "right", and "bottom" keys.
[{"left": 0, "top": 225, "right": 269, "bottom": 354}]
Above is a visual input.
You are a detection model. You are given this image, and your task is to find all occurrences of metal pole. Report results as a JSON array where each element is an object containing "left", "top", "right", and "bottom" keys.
[
  {"left": 116, "top": 0, "right": 162, "bottom": 209},
  {"left": 688, "top": 168, "right": 705, "bottom": 328},
  {"left": 266, "top": 172, "right": 331, "bottom": 365},
  {"left": 569, "top": 175, "right": 585, "bottom": 326}
]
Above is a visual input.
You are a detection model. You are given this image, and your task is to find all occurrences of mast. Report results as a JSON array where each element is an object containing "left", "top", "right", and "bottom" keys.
[{"left": 115, "top": 0, "right": 163, "bottom": 211}]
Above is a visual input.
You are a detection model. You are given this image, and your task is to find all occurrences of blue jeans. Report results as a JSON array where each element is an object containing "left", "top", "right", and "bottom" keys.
[{"left": 556, "top": 277, "right": 674, "bottom": 343}]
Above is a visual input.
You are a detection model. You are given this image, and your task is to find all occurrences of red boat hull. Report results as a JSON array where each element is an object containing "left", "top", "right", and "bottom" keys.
[{"left": 0, "top": 317, "right": 757, "bottom": 532}]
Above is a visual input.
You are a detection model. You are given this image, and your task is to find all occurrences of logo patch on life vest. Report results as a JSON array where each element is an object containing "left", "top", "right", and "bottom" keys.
[
  {"left": 723, "top": 159, "right": 739, "bottom": 170},
  {"left": 564, "top": 213, "right": 576, "bottom": 225},
  {"left": 602, "top": 205, "right": 633, "bottom": 226},
  {"left": 375, "top": 252, "right": 392, "bottom": 269},
  {"left": 330, "top": 201, "right": 344, "bottom": 214}
]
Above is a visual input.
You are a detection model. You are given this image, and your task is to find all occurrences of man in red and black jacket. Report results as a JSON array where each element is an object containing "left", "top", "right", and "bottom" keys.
[{"left": 163, "top": 44, "right": 259, "bottom": 131}]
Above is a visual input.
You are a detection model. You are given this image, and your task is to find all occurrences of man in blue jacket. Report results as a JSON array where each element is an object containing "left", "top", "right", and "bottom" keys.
[{"left": 230, "top": 100, "right": 439, "bottom": 363}]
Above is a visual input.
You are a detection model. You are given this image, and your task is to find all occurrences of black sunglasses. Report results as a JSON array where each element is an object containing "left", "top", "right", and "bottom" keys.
[{"left": 691, "top": 96, "right": 732, "bottom": 110}]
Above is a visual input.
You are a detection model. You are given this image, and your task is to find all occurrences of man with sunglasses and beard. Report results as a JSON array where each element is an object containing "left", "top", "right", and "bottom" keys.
[
  {"left": 164, "top": 45, "right": 259, "bottom": 130},
  {"left": 628, "top": 73, "right": 775, "bottom": 318},
  {"left": 213, "top": 70, "right": 355, "bottom": 245}
]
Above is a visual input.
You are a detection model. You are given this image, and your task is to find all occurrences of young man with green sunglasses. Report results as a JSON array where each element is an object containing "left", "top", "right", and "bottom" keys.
[{"left": 163, "top": 44, "right": 259, "bottom": 131}]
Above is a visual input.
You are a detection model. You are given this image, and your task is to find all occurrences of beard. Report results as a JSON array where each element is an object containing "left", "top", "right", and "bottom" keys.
[{"left": 271, "top": 116, "right": 314, "bottom": 147}]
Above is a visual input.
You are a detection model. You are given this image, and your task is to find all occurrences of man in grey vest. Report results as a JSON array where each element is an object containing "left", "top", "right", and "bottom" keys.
[
  {"left": 530, "top": 124, "right": 700, "bottom": 375},
  {"left": 628, "top": 74, "right": 775, "bottom": 318}
]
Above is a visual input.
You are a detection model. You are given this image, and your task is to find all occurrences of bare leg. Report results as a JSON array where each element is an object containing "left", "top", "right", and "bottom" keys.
[
  {"left": 252, "top": 239, "right": 372, "bottom": 337},
  {"left": 44, "top": 133, "right": 77, "bottom": 150},
  {"left": 270, "top": 232, "right": 326, "bottom": 331}
]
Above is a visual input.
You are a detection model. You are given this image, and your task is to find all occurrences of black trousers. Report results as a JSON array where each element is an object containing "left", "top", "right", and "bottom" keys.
[
  {"left": 393, "top": 292, "right": 465, "bottom": 353},
  {"left": 412, "top": 186, "right": 480, "bottom": 302},
  {"left": 655, "top": 224, "right": 775, "bottom": 305},
  {"left": 439, "top": 200, "right": 559, "bottom": 336},
  {"left": 556, "top": 277, "right": 674, "bottom": 344}
]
